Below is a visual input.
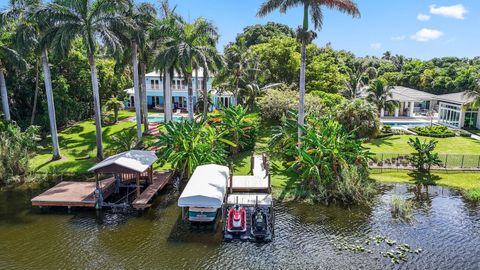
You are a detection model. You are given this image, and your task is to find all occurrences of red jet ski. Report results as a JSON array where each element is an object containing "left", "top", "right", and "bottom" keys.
[{"left": 226, "top": 205, "right": 247, "bottom": 233}]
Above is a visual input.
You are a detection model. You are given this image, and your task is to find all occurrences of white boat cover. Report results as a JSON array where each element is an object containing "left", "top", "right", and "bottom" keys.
[{"left": 178, "top": 164, "right": 229, "bottom": 209}]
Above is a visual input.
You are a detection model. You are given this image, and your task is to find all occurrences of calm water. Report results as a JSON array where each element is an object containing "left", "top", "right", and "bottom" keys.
[{"left": 1, "top": 182, "right": 479, "bottom": 270}]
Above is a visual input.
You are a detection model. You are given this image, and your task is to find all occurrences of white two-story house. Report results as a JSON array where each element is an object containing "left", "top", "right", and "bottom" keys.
[{"left": 124, "top": 68, "right": 235, "bottom": 111}]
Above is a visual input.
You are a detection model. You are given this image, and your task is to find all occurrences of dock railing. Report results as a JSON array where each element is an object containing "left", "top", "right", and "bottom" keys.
[{"left": 369, "top": 152, "right": 480, "bottom": 171}]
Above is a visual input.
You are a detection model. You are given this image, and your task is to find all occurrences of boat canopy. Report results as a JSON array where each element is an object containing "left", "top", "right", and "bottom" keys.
[
  {"left": 178, "top": 164, "right": 229, "bottom": 209},
  {"left": 88, "top": 150, "right": 158, "bottom": 174}
]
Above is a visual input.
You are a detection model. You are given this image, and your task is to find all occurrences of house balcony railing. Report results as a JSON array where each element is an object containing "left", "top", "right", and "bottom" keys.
[{"left": 146, "top": 85, "right": 206, "bottom": 92}]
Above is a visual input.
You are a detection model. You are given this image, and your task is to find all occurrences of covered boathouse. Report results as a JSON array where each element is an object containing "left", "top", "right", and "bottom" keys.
[{"left": 31, "top": 150, "right": 173, "bottom": 210}]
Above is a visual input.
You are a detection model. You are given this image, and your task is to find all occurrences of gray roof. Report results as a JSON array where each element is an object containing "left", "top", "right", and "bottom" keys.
[
  {"left": 389, "top": 86, "right": 437, "bottom": 102},
  {"left": 436, "top": 91, "right": 476, "bottom": 105},
  {"left": 88, "top": 150, "right": 158, "bottom": 173}
]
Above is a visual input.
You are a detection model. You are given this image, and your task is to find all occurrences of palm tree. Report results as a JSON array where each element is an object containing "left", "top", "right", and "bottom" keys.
[
  {"left": 257, "top": 0, "right": 360, "bottom": 141},
  {"left": 155, "top": 17, "right": 219, "bottom": 122},
  {"left": 105, "top": 96, "right": 124, "bottom": 123},
  {"left": 150, "top": 0, "right": 180, "bottom": 123},
  {"left": 366, "top": 79, "right": 398, "bottom": 116},
  {"left": 343, "top": 59, "right": 376, "bottom": 99},
  {"left": 40, "top": 0, "right": 129, "bottom": 160},
  {"left": 117, "top": 1, "right": 156, "bottom": 139},
  {"left": 465, "top": 79, "right": 480, "bottom": 105},
  {"left": 11, "top": 0, "right": 64, "bottom": 160},
  {"left": 0, "top": 5, "right": 28, "bottom": 122}
]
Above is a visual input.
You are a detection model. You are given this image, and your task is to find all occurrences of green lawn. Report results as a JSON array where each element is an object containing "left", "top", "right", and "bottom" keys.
[
  {"left": 31, "top": 110, "right": 139, "bottom": 174},
  {"left": 364, "top": 135, "right": 480, "bottom": 154},
  {"left": 371, "top": 170, "right": 480, "bottom": 200}
]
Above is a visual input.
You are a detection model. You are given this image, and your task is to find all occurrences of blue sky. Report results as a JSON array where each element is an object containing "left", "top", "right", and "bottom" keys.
[{"left": 1, "top": 0, "right": 478, "bottom": 59}]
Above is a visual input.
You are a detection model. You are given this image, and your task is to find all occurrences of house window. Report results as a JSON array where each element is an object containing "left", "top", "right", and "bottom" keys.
[
  {"left": 219, "top": 97, "right": 230, "bottom": 108},
  {"left": 130, "top": 96, "right": 135, "bottom": 107},
  {"left": 178, "top": 97, "right": 186, "bottom": 108},
  {"left": 438, "top": 103, "right": 461, "bottom": 128},
  {"left": 464, "top": 110, "right": 478, "bottom": 129},
  {"left": 150, "top": 79, "right": 159, "bottom": 89}
]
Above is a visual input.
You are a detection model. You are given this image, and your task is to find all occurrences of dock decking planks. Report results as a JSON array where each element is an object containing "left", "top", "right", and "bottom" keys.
[
  {"left": 132, "top": 171, "right": 174, "bottom": 209},
  {"left": 226, "top": 193, "right": 272, "bottom": 206},
  {"left": 229, "top": 155, "right": 269, "bottom": 193},
  {"left": 31, "top": 178, "right": 115, "bottom": 207}
]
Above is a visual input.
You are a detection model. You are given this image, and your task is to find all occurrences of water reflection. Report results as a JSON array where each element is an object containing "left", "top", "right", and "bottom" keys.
[{"left": 0, "top": 183, "right": 479, "bottom": 269}]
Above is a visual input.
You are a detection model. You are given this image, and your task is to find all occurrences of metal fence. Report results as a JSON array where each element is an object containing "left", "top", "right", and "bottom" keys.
[{"left": 369, "top": 153, "right": 480, "bottom": 171}]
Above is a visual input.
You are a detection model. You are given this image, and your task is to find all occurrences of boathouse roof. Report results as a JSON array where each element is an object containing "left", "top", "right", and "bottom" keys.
[{"left": 88, "top": 150, "right": 158, "bottom": 174}]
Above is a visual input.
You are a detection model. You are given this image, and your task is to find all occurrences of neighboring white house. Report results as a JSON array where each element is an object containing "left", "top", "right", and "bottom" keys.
[
  {"left": 384, "top": 86, "right": 438, "bottom": 117},
  {"left": 381, "top": 86, "right": 480, "bottom": 129},
  {"left": 436, "top": 92, "right": 479, "bottom": 129},
  {"left": 124, "top": 68, "right": 235, "bottom": 111}
]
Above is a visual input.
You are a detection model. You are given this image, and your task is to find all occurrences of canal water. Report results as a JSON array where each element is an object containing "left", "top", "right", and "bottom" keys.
[{"left": 0, "top": 183, "right": 479, "bottom": 270}]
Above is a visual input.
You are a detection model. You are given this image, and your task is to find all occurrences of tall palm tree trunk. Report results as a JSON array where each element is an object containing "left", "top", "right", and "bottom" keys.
[
  {"left": 41, "top": 49, "right": 61, "bottom": 160},
  {"left": 235, "top": 72, "right": 240, "bottom": 106},
  {"left": 30, "top": 59, "right": 40, "bottom": 125},
  {"left": 195, "top": 69, "right": 198, "bottom": 114},
  {"left": 187, "top": 73, "right": 194, "bottom": 121},
  {"left": 0, "top": 68, "right": 11, "bottom": 121},
  {"left": 164, "top": 70, "right": 172, "bottom": 122},
  {"left": 140, "top": 62, "right": 148, "bottom": 134},
  {"left": 202, "top": 68, "right": 208, "bottom": 120},
  {"left": 87, "top": 53, "right": 104, "bottom": 160},
  {"left": 298, "top": 4, "right": 308, "bottom": 142},
  {"left": 132, "top": 42, "right": 142, "bottom": 139}
]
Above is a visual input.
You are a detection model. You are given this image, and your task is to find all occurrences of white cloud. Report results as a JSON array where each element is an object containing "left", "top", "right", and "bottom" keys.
[
  {"left": 429, "top": 4, "right": 467, "bottom": 19},
  {"left": 370, "top": 42, "right": 382, "bottom": 50},
  {"left": 411, "top": 28, "right": 443, "bottom": 42},
  {"left": 391, "top": 35, "right": 406, "bottom": 41},
  {"left": 417, "top": 13, "right": 431, "bottom": 21}
]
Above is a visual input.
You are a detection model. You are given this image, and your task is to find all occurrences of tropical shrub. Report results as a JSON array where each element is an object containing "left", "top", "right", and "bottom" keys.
[
  {"left": 309, "top": 90, "right": 345, "bottom": 108},
  {"left": 390, "top": 195, "right": 413, "bottom": 221},
  {"left": 156, "top": 121, "right": 234, "bottom": 179},
  {"left": 208, "top": 105, "right": 259, "bottom": 154},
  {"left": 109, "top": 127, "right": 140, "bottom": 155},
  {"left": 407, "top": 137, "right": 443, "bottom": 175},
  {"left": 258, "top": 89, "right": 323, "bottom": 122},
  {"left": 270, "top": 111, "right": 375, "bottom": 204},
  {"left": 410, "top": 125, "right": 455, "bottom": 138},
  {"left": 0, "top": 121, "right": 40, "bottom": 185},
  {"left": 105, "top": 96, "right": 125, "bottom": 124},
  {"left": 336, "top": 99, "right": 381, "bottom": 139}
]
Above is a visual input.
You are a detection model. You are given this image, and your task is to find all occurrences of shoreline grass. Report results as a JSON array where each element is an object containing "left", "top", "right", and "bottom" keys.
[
  {"left": 371, "top": 170, "right": 480, "bottom": 201},
  {"left": 364, "top": 135, "right": 480, "bottom": 155}
]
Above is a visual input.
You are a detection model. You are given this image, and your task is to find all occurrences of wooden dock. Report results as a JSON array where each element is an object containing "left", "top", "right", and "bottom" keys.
[
  {"left": 132, "top": 171, "right": 174, "bottom": 209},
  {"left": 228, "top": 154, "right": 270, "bottom": 193},
  {"left": 31, "top": 178, "right": 115, "bottom": 208},
  {"left": 226, "top": 193, "right": 272, "bottom": 206}
]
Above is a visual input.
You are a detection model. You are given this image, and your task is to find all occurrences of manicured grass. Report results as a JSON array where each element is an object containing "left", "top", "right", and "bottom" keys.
[
  {"left": 364, "top": 135, "right": 480, "bottom": 154},
  {"left": 31, "top": 110, "right": 139, "bottom": 174},
  {"left": 371, "top": 170, "right": 480, "bottom": 200}
]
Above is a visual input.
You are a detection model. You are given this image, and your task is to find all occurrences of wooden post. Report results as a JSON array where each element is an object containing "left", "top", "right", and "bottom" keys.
[
  {"left": 268, "top": 173, "right": 271, "bottom": 194},
  {"left": 229, "top": 162, "right": 233, "bottom": 194},
  {"left": 95, "top": 173, "right": 102, "bottom": 210},
  {"left": 136, "top": 173, "right": 140, "bottom": 197},
  {"left": 250, "top": 155, "right": 254, "bottom": 174}
]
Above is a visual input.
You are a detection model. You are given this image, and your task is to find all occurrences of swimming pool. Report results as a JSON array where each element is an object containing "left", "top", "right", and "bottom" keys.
[
  {"left": 133, "top": 115, "right": 184, "bottom": 123},
  {"left": 382, "top": 121, "right": 432, "bottom": 128}
]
